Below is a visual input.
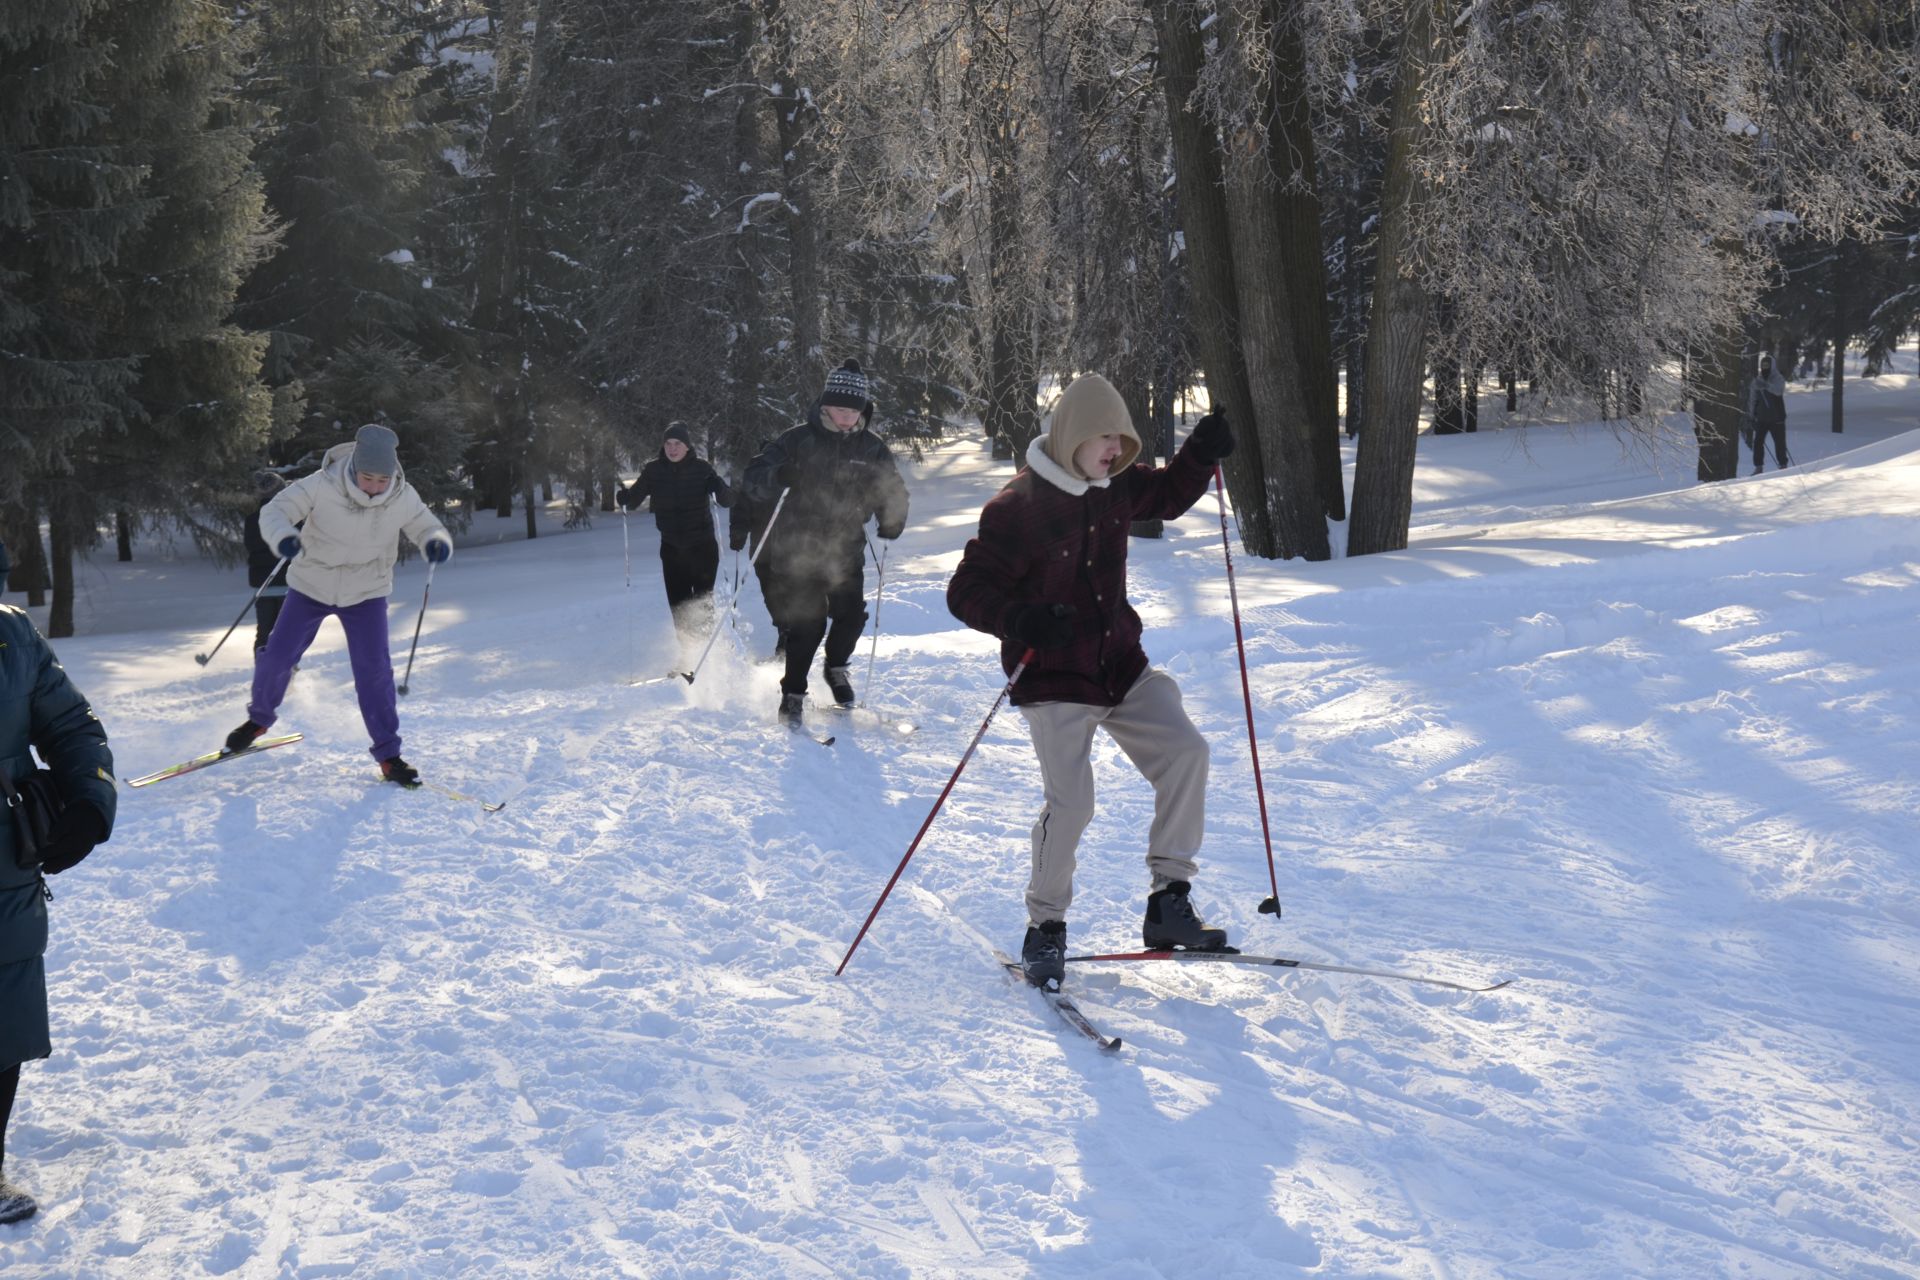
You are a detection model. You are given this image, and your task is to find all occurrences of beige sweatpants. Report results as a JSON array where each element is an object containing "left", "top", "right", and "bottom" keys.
[{"left": 1018, "top": 668, "right": 1209, "bottom": 925}]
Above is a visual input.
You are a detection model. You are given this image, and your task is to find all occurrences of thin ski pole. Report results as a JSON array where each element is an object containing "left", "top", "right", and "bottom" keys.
[
  {"left": 1213, "top": 465, "right": 1281, "bottom": 917},
  {"left": 861, "top": 539, "right": 887, "bottom": 704},
  {"left": 728, "top": 548, "right": 744, "bottom": 631},
  {"left": 621, "top": 505, "right": 632, "bottom": 590},
  {"left": 195, "top": 555, "right": 290, "bottom": 666},
  {"left": 835, "top": 648, "right": 1035, "bottom": 976},
  {"left": 396, "top": 561, "right": 436, "bottom": 696},
  {"left": 622, "top": 505, "right": 636, "bottom": 682},
  {"left": 679, "top": 486, "right": 789, "bottom": 685}
]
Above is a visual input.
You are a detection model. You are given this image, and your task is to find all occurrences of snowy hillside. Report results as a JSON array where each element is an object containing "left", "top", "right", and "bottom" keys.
[{"left": 4, "top": 375, "right": 1920, "bottom": 1279}]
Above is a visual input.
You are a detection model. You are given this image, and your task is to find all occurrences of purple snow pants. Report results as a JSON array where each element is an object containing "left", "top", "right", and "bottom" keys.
[{"left": 248, "top": 588, "right": 402, "bottom": 761}]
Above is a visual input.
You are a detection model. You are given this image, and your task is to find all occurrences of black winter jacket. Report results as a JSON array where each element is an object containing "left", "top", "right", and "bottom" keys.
[
  {"left": 742, "top": 407, "right": 909, "bottom": 574},
  {"left": 622, "top": 451, "right": 733, "bottom": 549},
  {"left": 244, "top": 480, "right": 288, "bottom": 589}
]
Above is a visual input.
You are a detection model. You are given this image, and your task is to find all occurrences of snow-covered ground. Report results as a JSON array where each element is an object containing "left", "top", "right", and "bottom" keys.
[{"left": 3, "top": 363, "right": 1918, "bottom": 1278}]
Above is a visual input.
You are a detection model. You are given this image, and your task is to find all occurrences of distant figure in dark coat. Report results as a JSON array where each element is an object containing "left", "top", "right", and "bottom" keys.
[
  {"left": 0, "top": 552, "right": 116, "bottom": 1224},
  {"left": 618, "top": 422, "right": 733, "bottom": 643},
  {"left": 1748, "top": 356, "right": 1790, "bottom": 474},
  {"left": 243, "top": 470, "right": 290, "bottom": 653},
  {"left": 729, "top": 437, "right": 788, "bottom": 659}
]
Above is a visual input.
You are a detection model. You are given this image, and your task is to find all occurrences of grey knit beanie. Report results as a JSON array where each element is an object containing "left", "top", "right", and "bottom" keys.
[{"left": 351, "top": 423, "right": 400, "bottom": 476}]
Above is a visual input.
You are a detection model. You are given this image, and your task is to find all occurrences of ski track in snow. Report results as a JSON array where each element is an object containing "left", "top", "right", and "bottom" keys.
[{"left": 4, "top": 374, "right": 1920, "bottom": 1278}]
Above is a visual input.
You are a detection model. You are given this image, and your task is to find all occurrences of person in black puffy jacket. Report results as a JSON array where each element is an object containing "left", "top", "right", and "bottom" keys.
[
  {"left": 729, "top": 437, "right": 789, "bottom": 660},
  {"left": 0, "top": 546, "right": 115, "bottom": 1224},
  {"left": 742, "top": 360, "right": 909, "bottom": 722},
  {"left": 618, "top": 422, "right": 733, "bottom": 642},
  {"left": 242, "top": 470, "right": 290, "bottom": 652}
]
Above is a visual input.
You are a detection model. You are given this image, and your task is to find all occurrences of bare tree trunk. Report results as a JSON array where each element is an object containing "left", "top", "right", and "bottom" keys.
[
  {"left": 116, "top": 509, "right": 133, "bottom": 561},
  {"left": 1269, "top": 4, "right": 1345, "bottom": 521},
  {"left": 4, "top": 501, "right": 49, "bottom": 606},
  {"left": 1346, "top": 335, "right": 1367, "bottom": 437},
  {"left": 1348, "top": 0, "right": 1446, "bottom": 556},
  {"left": 975, "top": 24, "right": 1039, "bottom": 463},
  {"left": 1693, "top": 324, "right": 1745, "bottom": 483},
  {"left": 1147, "top": 0, "right": 1273, "bottom": 555},
  {"left": 47, "top": 491, "right": 76, "bottom": 638},
  {"left": 1214, "top": 0, "right": 1330, "bottom": 560},
  {"left": 765, "top": 0, "right": 825, "bottom": 390},
  {"left": 1831, "top": 334, "right": 1845, "bottom": 433},
  {"left": 1831, "top": 246, "right": 1849, "bottom": 434}
]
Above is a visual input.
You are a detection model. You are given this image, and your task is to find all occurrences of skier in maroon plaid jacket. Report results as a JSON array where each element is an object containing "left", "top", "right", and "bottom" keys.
[{"left": 946, "top": 373, "right": 1237, "bottom": 989}]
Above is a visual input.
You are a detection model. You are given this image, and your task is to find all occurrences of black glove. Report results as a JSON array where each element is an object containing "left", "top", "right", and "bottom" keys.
[
  {"left": 616, "top": 484, "right": 642, "bottom": 511},
  {"left": 877, "top": 522, "right": 904, "bottom": 541},
  {"left": 1007, "top": 602, "right": 1079, "bottom": 651},
  {"left": 276, "top": 535, "right": 301, "bottom": 559},
  {"left": 775, "top": 464, "right": 800, "bottom": 491},
  {"left": 1188, "top": 410, "right": 1234, "bottom": 465},
  {"left": 728, "top": 526, "right": 750, "bottom": 552},
  {"left": 40, "top": 804, "right": 108, "bottom": 876}
]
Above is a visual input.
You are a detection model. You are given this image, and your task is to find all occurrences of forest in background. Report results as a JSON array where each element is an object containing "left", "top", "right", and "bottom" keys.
[{"left": 4, "top": 0, "right": 1918, "bottom": 632}]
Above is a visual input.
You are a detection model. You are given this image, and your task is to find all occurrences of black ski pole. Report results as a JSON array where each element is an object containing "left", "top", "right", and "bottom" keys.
[
  {"left": 835, "top": 648, "right": 1035, "bottom": 976},
  {"left": 396, "top": 562, "right": 436, "bottom": 696},
  {"left": 196, "top": 554, "right": 290, "bottom": 667}
]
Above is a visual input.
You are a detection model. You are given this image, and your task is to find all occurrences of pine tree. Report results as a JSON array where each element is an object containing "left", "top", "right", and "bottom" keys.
[
  {"left": 1, "top": 0, "right": 274, "bottom": 633},
  {"left": 234, "top": 0, "right": 461, "bottom": 468}
]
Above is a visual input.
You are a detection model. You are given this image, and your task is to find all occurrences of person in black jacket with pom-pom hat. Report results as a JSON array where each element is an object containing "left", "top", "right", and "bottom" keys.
[{"left": 743, "top": 360, "right": 909, "bottom": 725}]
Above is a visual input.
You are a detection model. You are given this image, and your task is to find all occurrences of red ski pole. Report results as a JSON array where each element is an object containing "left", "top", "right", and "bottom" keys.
[
  {"left": 1213, "top": 466, "right": 1282, "bottom": 917},
  {"left": 835, "top": 648, "right": 1036, "bottom": 976}
]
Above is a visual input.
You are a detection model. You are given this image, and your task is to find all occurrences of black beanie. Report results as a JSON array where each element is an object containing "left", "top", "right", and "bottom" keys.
[
  {"left": 664, "top": 422, "right": 691, "bottom": 446},
  {"left": 821, "top": 359, "right": 872, "bottom": 412}
]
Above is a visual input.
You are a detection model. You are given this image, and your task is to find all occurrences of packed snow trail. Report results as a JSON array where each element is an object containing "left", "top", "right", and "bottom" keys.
[{"left": 4, "top": 384, "right": 1919, "bottom": 1276}]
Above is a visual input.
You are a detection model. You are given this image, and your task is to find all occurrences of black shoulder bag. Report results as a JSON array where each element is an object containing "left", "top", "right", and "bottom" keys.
[{"left": 2, "top": 766, "right": 62, "bottom": 871}]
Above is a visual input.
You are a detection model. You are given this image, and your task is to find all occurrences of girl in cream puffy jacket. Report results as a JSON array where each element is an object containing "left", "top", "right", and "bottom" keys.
[
  {"left": 226, "top": 427, "right": 451, "bottom": 783},
  {"left": 260, "top": 441, "right": 449, "bottom": 607}
]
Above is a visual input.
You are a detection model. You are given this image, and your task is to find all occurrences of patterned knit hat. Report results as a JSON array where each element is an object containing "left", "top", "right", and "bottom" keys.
[{"left": 821, "top": 359, "right": 872, "bottom": 413}]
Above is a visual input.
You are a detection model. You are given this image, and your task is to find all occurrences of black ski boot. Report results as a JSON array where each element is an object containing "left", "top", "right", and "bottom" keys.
[
  {"left": 224, "top": 720, "right": 266, "bottom": 755},
  {"left": 824, "top": 665, "right": 857, "bottom": 707},
  {"left": 379, "top": 755, "right": 420, "bottom": 786},
  {"left": 778, "top": 691, "right": 806, "bottom": 727},
  {"left": 1021, "top": 920, "right": 1068, "bottom": 990},
  {"left": 0, "top": 1175, "right": 37, "bottom": 1225},
  {"left": 1143, "top": 881, "right": 1232, "bottom": 952}
]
